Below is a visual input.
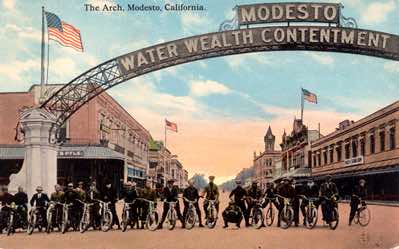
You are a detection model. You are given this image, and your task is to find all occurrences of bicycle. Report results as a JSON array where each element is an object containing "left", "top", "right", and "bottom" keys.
[
  {"left": 276, "top": 194, "right": 294, "bottom": 229},
  {"left": 46, "top": 201, "right": 62, "bottom": 233},
  {"left": 247, "top": 197, "right": 264, "bottom": 229},
  {"left": 60, "top": 203, "right": 75, "bottom": 234},
  {"left": 183, "top": 197, "right": 198, "bottom": 230},
  {"left": 139, "top": 198, "right": 158, "bottom": 231},
  {"left": 27, "top": 206, "right": 46, "bottom": 235},
  {"left": 299, "top": 195, "right": 318, "bottom": 229},
  {"left": 264, "top": 197, "right": 277, "bottom": 226},
  {"left": 121, "top": 200, "right": 135, "bottom": 232},
  {"left": 3, "top": 203, "right": 27, "bottom": 236},
  {"left": 204, "top": 199, "right": 218, "bottom": 229},
  {"left": 352, "top": 195, "right": 371, "bottom": 227},
  {"left": 321, "top": 194, "right": 339, "bottom": 230},
  {"left": 164, "top": 200, "right": 178, "bottom": 230},
  {"left": 98, "top": 200, "right": 113, "bottom": 232},
  {"left": 77, "top": 199, "right": 96, "bottom": 233}
]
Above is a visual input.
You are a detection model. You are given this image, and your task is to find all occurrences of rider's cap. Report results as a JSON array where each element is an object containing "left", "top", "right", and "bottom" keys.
[
  {"left": 359, "top": 179, "right": 366, "bottom": 184},
  {"left": 252, "top": 181, "right": 258, "bottom": 184},
  {"left": 67, "top": 183, "right": 74, "bottom": 187},
  {"left": 235, "top": 179, "right": 241, "bottom": 184},
  {"left": 167, "top": 179, "right": 175, "bottom": 183},
  {"left": 36, "top": 186, "right": 43, "bottom": 191},
  {"left": 78, "top": 181, "right": 84, "bottom": 185},
  {"left": 131, "top": 181, "right": 137, "bottom": 187},
  {"left": 326, "top": 175, "right": 332, "bottom": 180},
  {"left": 208, "top": 176, "right": 215, "bottom": 180}
]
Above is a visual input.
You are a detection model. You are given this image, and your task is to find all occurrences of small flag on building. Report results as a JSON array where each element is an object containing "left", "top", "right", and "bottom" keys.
[
  {"left": 165, "top": 119, "right": 178, "bottom": 132},
  {"left": 302, "top": 88, "right": 318, "bottom": 104},
  {"left": 45, "top": 11, "right": 84, "bottom": 52}
]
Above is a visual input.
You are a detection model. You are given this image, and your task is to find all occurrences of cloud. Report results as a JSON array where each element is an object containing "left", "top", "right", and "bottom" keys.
[
  {"left": 384, "top": 61, "right": 399, "bottom": 73},
  {"left": 190, "top": 79, "right": 231, "bottom": 97},
  {"left": 2, "top": 0, "right": 15, "bottom": 10},
  {"left": 180, "top": 12, "right": 214, "bottom": 34},
  {"left": 0, "top": 24, "right": 41, "bottom": 42},
  {"left": 225, "top": 53, "right": 272, "bottom": 70},
  {"left": 306, "top": 52, "right": 335, "bottom": 65},
  {"left": 361, "top": 0, "right": 395, "bottom": 24},
  {"left": 0, "top": 59, "right": 40, "bottom": 81}
]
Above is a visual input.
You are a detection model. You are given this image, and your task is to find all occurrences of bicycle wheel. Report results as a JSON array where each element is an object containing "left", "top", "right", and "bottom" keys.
[
  {"left": 280, "top": 207, "right": 293, "bottom": 229},
  {"left": 265, "top": 206, "right": 274, "bottom": 226},
  {"left": 206, "top": 208, "right": 217, "bottom": 229},
  {"left": 166, "top": 210, "right": 176, "bottom": 230},
  {"left": 61, "top": 209, "right": 69, "bottom": 234},
  {"left": 79, "top": 211, "right": 90, "bottom": 233},
  {"left": 27, "top": 212, "right": 36, "bottom": 235},
  {"left": 146, "top": 211, "right": 158, "bottom": 231},
  {"left": 328, "top": 208, "right": 339, "bottom": 230},
  {"left": 252, "top": 208, "right": 264, "bottom": 229},
  {"left": 305, "top": 207, "right": 318, "bottom": 229},
  {"left": 121, "top": 210, "right": 129, "bottom": 232},
  {"left": 6, "top": 212, "right": 14, "bottom": 236},
  {"left": 101, "top": 211, "right": 113, "bottom": 232},
  {"left": 358, "top": 207, "right": 371, "bottom": 227},
  {"left": 46, "top": 209, "right": 53, "bottom": 233},
  {"left": 185, "top": 209, "right": 196, "bottom": 230}
]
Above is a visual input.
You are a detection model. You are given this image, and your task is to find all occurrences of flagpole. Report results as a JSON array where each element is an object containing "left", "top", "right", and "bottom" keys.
[
  {"left": 164, "top": 119, "right": 167, "bottom": 148},
  {"left": 40, "top": 6, "right": 45, "bottom": 103},
  {"left": 300, "top": 87, "right": 304, "bottom": 122}
]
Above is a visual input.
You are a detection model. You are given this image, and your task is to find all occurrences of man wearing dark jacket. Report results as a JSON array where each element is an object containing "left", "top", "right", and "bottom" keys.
[
  {"left": 349, "top": 179, "right": 367, "bottom": 226},
  {"left": 102, "top": 183, "right": 120, "bottom": 229},
  {"left": 0, "top": 186, "right": 14, "bottom": 233},
  {"left": 246, "top": 181, "right": 262, "bottom": 226},
  {"left": 121, "top": 181, "right": 139, "bottom": 228},
  {"left": 183, "top": 180, "right": 203, "bottom": 227},
  {"left": 229, "top": 180, "right": 249, "bottom": 227},
  {"left": 86, "top": 182, "right": 101, "bottom": 229},
  {"left": 300, "top": 179, "right": 319, "bottom": 226},
  {"left": 30, "top": 186, "right": 50, "bottom": 227},
  {"left": 158, "top": 179, "right": 184, "bottom": 229},
  {"left": 13, "top": 186, "right": 28, "bottom": 224},
  {"left": 276, "top": 178, "right": 295, "bottom": 227},
  {"left": 319, "top": 175, "right": 339, "bottom": 224}
]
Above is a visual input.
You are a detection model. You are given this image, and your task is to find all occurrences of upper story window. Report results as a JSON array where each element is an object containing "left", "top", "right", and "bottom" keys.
[
  {"left": 352, "top": 138, "right": 358, "bottom": 157},
  {"left": 329, "top": 147, "right": 334, "bottom": 164},
  {"left": 389, "top": 124, "right": 396, "bottom": 150},
  {"left": 345, "top": 141, "right": 350, "bottom": 159},
  {"left": 336, "top": 143, "right": 342, "bottom": 162},
  {"left": 323, "top": 149, "right": 327, "bottom": 165},
  {"left": 360, "top": 136, "right": 365, "bottom": 156},
  {"left": 379, "top": 127, "right": 386, "bottom": 152},
  {"left": 369, "top": 130, "right": 375, "bottom": 154}
]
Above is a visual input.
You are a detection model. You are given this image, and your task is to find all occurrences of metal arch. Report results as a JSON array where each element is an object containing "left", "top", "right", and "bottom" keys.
[{"left": 41, "top": 26, "right": 399, "bottom": 136}]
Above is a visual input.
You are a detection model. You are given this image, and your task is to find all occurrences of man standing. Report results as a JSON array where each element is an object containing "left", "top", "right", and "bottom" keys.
[
  {"left": 86, "top": 182, "right": 101, "bottom": 229},
  {"left": 202, "top": 176, "right": 220, "bottom": 220},
  {"left": 102, "top": 182, "right": 120, "bottom": 230},
  {"left": 158, "top": 179, "right": 184, "bottom": 229},
  {"left": 141, "top": 181, "right": 157, "bottom": 229},
  {"left": 63, "top": 183, "right": 80, "bottom": 228},
  {"left": 0, "top": 186, "right": 14, "bottom": 233},
  {"left": 319, "top": 175, "right": 339, "bottom": 224},
  {"left": 349, "top": 179, "right": 367, "bottom": 226},
  {"left": 183, "top": 179, "right": 204, "bottom": 227},
  {"left": 300, "top": 178, "right": 319, "bottom": 226},
  {"left": 246, "top": 181, "right": 262, "bottom": 225},
  {"left": 229, "top": 180, "right": 249, "bottom": 227},
  {"left": 291, "top": 179, "right": 300, "bottom": 227},
  {"left": 30, "top": 186, "right": 50, "bottom": 226},
  {"left": 276, "top": 178, "right": 294, "bottom": 227},
  {"left": 121, "top": 181, "right": 139, "bottom": 229}
]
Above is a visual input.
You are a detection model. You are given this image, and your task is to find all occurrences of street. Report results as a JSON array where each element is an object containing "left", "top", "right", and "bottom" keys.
[{"left": 1, "top": 192, "right": 398, "bottom": 249}]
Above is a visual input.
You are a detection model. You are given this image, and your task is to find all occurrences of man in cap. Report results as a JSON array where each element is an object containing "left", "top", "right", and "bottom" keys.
[
  {"left": 86, "top": 181, "right": 101, "bottom": 229},
  {"left": 121, "top": 181, "right": 139, "bottom": 229},
  {"left": 349, "top": 179, "right": 367, "bottom": 226},
  {"left": 300, "top": 178, "right": 319, "bottom": 226},
  {"left": 276, "top": 178, "right": 295, "bottom": 227},
  {"left": 102, "top": 182, "right": 120, "bottom": 229},
  {"left": 50, "top": 184, "right": 64, "bottom": 227},
  {"left": 319, "top": 175, "right": 339, "bottom": 224},
  {"left": 183, "top": 179, "right": 204, "bottom": 227},
  {"left": 62, "top": 183, "right": 80, "bottom": 228},
  {"left": 229, "top": 179, "right": 249, "bottom": 226},
  {"left": 246, "top": 181, "right": 262, "bottom": 225},
  {"left": 13, "top": 186, "right": 28, "bottom": 225},
  {"left": 158, "top": 179, "right": 184, "bottom": 229},
  {"left": 0, "top": 186, "right": 14, "bottom": 233},
  {"left": 140, "top": 181, "right": 157, "bottom": 229},
  {"left": 202, "top": 176, "right": 220, "bottom": 220},
  {"left": 30, "top": 186, "right": 50, "bottom": 226}
]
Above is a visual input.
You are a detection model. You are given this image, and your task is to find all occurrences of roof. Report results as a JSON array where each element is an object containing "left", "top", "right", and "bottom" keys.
[{"left": 0, "top": 145, "right": 125, "bottom": 161}]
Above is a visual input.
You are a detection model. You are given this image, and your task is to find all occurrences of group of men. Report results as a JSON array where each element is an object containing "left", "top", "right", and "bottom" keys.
[{"left": 0, "top": 174, "right": 367, "bottom": 233}]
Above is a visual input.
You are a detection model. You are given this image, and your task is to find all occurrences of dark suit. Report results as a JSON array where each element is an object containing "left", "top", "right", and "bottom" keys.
[
  {"left": 229, "top": 186, "right": 248, "bottom": 226},
  {"left": 159, "top": 185, "right": 183, "bottom": 227}
]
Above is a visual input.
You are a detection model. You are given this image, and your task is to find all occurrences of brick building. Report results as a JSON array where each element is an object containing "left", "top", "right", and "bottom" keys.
[
  {"left": 310, "top": 101, "right": 399, "bottom": 200},
  {"left": 0, "top": 84, "right": 151, "bottom": 193}
]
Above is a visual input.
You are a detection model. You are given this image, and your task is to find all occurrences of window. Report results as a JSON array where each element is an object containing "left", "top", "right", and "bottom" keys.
[
  {"left": 313, "top": 154, "right": 317, "bottom": 167},
  {"left": 370, "top": 132, "right": 375, "bottom": 154},
  {"left": 360, "top": 138, "right": 365, "bottom": 156},
  {"left": 389, "top": 126, "right": 396, "bottom": 150},
  {"left": 317, "top": 152, "right": 321, "bottom": 166},
  {"left": 329, "top": 148, "right": 334, "bottom": 163},
  {"left": 379, "top": 129, "right": 385, "bottom": 152},
  {"left": 336, "top": 144, "right": 342, "bottom": 161},
  {"left": 323, "top": 149, "right": 327, "bottom": 165},
  {"left": 352, "top": 139, "right": 358, "bottom": 157},
  {"left": 345, "top": 142, "right": 350, "bottom": 159}
]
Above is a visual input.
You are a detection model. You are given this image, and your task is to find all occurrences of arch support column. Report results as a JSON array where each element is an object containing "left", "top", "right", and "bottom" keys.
[{"left": 9, "top": 108, "right": 59, "bottom": 197}]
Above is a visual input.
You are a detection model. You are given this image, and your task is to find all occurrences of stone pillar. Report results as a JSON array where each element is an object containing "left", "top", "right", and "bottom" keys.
[{"left": 9, "top": 108, "right": 58, "bottom": 198}]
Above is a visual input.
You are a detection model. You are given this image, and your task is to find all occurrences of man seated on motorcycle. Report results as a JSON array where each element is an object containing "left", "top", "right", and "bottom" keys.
[
  {"left": 140, "top": 181, "right": 157, "bottom": 229},
  {"left": 0, "top": 186, "right": 14, "bottom": 233},
  {"left": 102, "top": 182, "right": 120, "bottom": 230},
  {"left": 158, "top": 179, "right": 184, "bottom": 229},
  {"left": 13, "top": 186, "right": 28, "bottom": 225},
  {"left": 300, "top": 178, "right": 319, "bottom": 226},
  {"left": 276, "top": 178, "right": 294, "bottom": 227},
  {"left": 50, "top": 184, "right": 64, "bottom": 226},
  {"left": 202, "top": 175, "right": 220, "bottom": 220},
  {"left": 30, "top": 186, "right": 50, "bottom": 226},
  {"left": 121, "top": 181, "right": 139, "bottom": 229},
  {"left": 86, "top": 182, "right": 101, "bottom": 229},
  {"left": 349, "top": 179, "right": 367, "bottom": 226},
  {"left": 319, "top": 175, "right": 339, "bottom": 224},
  {"left": 183, "top": 179, "right": 204, "bottom": 227},
  {"left": 230, "top": 180, "right": 249, "bottom": 227},
  {"left": 222, "top": 200, "right": 243, "bottom": 228},
  {"left": 246, "top": 181, "right": 263, "bottom": 225},
  {"left": 62, "top": 183, "right": 80, "bottom": 228},
  {"left": 263, "top": 182, "right": 278, "bottom": 209}
]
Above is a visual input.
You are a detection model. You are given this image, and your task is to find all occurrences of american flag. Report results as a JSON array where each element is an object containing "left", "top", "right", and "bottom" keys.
[
  {"left": 302, "top": 88, "right": 318, "bottom": 104},
  {"left": 165, "top": 119, "right": 178, "bottom": 132},
  {"left": 45, "top": 11, "right": 83, "bottom": 52}
]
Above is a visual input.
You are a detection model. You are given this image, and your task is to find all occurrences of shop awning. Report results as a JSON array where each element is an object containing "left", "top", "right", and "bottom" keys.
[
  {"left": 313, "top": 164, "right": 399, "bottom": 180},
  {"left": 274, "top": 167, "right": 311, "bottom": 181},
  {"left": 0, "top": 145, "right": 125, "bottom": 161}
]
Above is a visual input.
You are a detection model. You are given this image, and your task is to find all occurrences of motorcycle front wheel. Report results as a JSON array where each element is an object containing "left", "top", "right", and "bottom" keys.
[
  {"left": 101, "top": 211, "right": 113, "bottom": 232},
  {"left": 185, "top": 209, "right": 196, "bottom": 230}
]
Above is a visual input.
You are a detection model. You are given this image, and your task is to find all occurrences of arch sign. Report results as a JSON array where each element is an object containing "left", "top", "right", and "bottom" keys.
[{"left": 41, "top": 2, "right": 399, "bottom": 131}]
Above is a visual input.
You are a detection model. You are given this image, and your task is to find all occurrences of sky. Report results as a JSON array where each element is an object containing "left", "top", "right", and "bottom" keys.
[{"left": 0, "top": 0, "right": 398, "bottom": 184}]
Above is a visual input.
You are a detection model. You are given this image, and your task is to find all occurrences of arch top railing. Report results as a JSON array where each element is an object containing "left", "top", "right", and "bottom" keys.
[{"left": 40, "top": 24, "right": 399, "bottom": 132}]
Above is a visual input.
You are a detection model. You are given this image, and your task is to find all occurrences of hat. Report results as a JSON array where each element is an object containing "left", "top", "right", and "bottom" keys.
[
  {"left": 78, "top": 181, "right": 84, "bottom": 185},
  {"left": 359, "top": 179, "right": 366, "bottom": 184},
  {"left": 209, "top": 176, "right": 215, "bottom": 180},
  {"left": 131, "top": 181, "right": 137, "bottom": 187},
  {"left": 67, "top": 183, "right": 74, "bottom": 187},
  {"left": 252, "top": 181, "right": 258, "bottom": 184},
  {"left": 167, "top": 179, "right": 175, "bottom": 183},
  {"left": 235, "top": 179, "right": 241, "bottom": 184},
  {"left": 36, "top": 186, "right": 43, "bottom": 191}
]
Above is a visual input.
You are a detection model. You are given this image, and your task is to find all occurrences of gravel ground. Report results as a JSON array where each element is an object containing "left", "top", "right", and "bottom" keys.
[{"left": 1, "top": 192, "right": 398, "bottom": 249}]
